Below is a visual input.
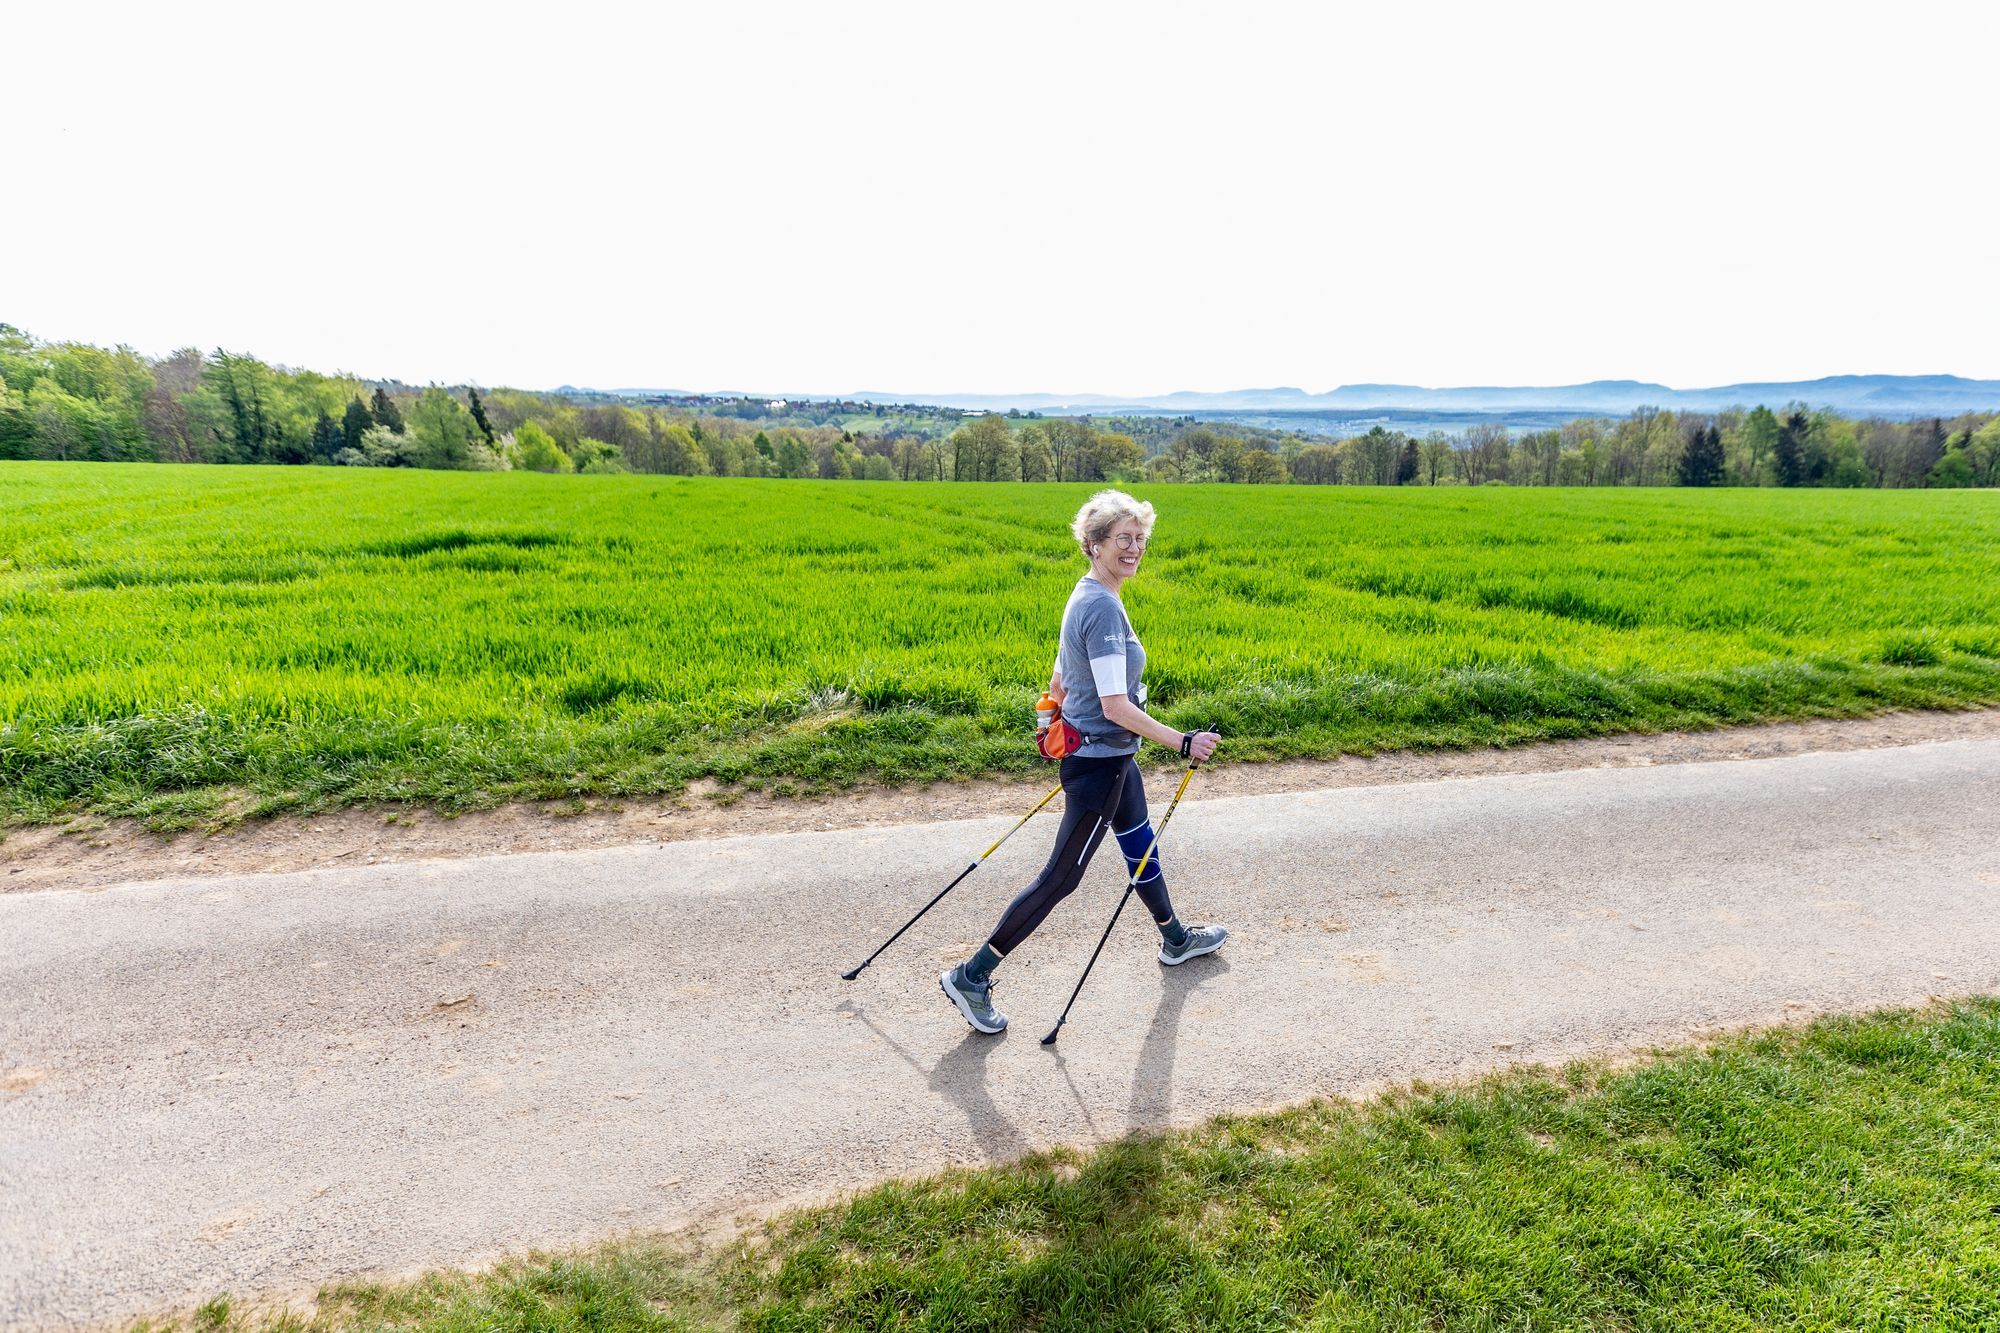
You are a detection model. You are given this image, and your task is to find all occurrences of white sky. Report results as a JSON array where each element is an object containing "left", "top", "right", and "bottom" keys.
[{"left": 8, "top": 2, "right": 1997, "bottom": 396}]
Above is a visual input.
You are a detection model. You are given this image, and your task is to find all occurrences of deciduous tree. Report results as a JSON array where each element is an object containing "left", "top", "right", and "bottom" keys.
[
  {"left": 1739, "top": 406, "right": 1778, "bottom": 484},
  {"left": 1291, "top": 444, "right": 1341, "bottom": 484},
  {"left": 1044, "top": 418, "right": 1095, "bottom": 482},
  {"left": 511, "top": 421, "right": 571, "bottom": 472},
  {"left": 1243, "top": 446, "right": 1288, "bottom": 484},
  {"left": 207, "top": 351, "right": 273, "bottom": 461},
  {"left": 776, "top": 434, "right": 812, "bottom": 478},
  {"left": 961, "top": 414, "right": 1014, "bottom": 481},
  {"left": 1418, "top": 432, "right": 1452, "bottom": 485},
  {"left": 407, "top": 386, "right": 477, "bottom": 469},
  {"left": 1095, "top": 432, "right": 1142, "bottom": 480},
  {"left": 1966, "top": 418, "right": 2000, "bottom": 487},
  {"left": 1213, "top": 435, "right": 1248, "bottom": 483},
  {"left": 1458, "top": 422, "right": 1509, "bottom": 485},
  {"left": 1016, "top": 422, "right": 1054, "bottom": 482}
]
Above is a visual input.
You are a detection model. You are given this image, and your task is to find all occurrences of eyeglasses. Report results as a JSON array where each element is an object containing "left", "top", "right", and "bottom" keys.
[{"left": 1109, "top": 533, "right": 1150, "bottom": 551}]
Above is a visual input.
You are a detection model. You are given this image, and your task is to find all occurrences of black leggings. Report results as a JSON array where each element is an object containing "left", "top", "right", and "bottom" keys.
[{"left": 985, "top": 752, "right": 1176, "bottom": 956}]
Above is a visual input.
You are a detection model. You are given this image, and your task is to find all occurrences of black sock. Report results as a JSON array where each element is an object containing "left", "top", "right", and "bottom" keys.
[
  {"left": 962, "top": 943, "right": 1002, "bottom": 986},
  {"left": 1158, "top": 914, "right": 1190, "bottom": 948}
]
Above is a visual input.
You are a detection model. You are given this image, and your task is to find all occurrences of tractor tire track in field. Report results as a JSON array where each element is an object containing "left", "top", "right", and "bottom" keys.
[{"left": 5, "top": 731, "right": 2000, "bottom": 1326}]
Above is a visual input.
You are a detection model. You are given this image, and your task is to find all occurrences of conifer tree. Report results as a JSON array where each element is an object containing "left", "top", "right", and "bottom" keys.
[
  {"left": 371, "top": 386, "right": 405, "bottom": 434},
  {"left": 310, "top": 408, "right": 341, "bottom": 462},
  {"left": 467, "top": 387, "right": 497, "bottom": 446},
  {"left": 1678, "top": 424, "right": 1725, "bottom": 486},
  {"left": 342, "top": 396, "right": 374, "bottom": 455},
  {"left": 1774, "top": 412, "right": 1808, "bottom": 486}
]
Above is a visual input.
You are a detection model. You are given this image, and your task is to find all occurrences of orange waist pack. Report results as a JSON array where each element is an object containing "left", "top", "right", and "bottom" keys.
[{"left": 1037, "top": 704, "right": 1085, "bottom": 760}]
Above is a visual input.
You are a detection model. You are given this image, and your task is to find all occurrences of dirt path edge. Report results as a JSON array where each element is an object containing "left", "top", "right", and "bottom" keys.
[{"left": 9, "top": 706, "right": 2000, "bottom": 893}]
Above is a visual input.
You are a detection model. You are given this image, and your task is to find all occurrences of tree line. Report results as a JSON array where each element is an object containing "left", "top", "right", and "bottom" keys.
[
  {"left": 1243, "top": 410, "right": 1995, "bottom": 490},
  {"left": 2, "top": 326, "right": 1992, "bottom": 488},
  {"left": 0, "top": 328, "right": 1144, "bottom": 482}
]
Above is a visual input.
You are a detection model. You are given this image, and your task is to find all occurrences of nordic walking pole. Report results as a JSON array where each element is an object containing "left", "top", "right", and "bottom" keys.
[
  {"left": 1041, "top": 736, "right": 1210, "bottom": 1045},
  {"left": 840, "top": 781, "right": 1063, "bottom": 980}
]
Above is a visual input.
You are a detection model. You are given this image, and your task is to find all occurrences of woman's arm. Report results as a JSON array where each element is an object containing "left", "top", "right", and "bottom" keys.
[
  {"left": 1099, "top": 694, "right": 1218, "bottom": 760},
  {"left": 1048, "top": 664, "right": 1066, "bottom": 707}
]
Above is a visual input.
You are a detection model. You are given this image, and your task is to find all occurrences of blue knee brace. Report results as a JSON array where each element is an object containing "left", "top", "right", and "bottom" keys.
[{"left": 1113, "top": 818, "right": 1163, "bottom": 884}]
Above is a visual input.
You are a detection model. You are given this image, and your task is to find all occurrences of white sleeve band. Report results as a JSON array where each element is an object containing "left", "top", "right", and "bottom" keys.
[{"left": 1088, "top": 654, "right": 1127, "bottom": 698}]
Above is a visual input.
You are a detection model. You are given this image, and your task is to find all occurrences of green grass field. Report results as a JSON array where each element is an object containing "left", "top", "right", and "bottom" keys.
[
  {"left": 150, "top": 1001, "right": 2000, "bottom": 1331},
  {"left": 3, "top": 463, "right": 1997, "bottom": 829}
]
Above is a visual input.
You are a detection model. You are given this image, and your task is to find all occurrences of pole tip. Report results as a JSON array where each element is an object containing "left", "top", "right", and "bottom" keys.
[
  {"left": 1039, "top": 1028, "right": 1060, "bottom": 1045},
  {"left": 839, "top": 968, "right": 862, "bottom": 981}
]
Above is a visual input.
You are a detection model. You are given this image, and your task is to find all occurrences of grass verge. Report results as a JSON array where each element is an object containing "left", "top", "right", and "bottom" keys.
[{"left": 142, "top": 999, "right": 2000, "bottom": 1332}]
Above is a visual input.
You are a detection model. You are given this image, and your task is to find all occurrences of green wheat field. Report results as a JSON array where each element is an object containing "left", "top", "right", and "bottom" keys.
[{"left": 3, "top": 463, "right": 1997, "bottom": 828}]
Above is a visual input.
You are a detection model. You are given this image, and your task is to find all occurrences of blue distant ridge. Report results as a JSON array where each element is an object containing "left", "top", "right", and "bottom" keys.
[
  {"left": 831, "top": 375, "right": 2000, "bottom": 416},
  {"left": 577, "top": 375, "right": 2000, "bottom": 419}
]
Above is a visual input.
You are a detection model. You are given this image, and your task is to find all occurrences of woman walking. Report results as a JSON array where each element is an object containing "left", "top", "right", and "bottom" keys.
[{"left": 941, "top": 490, "right": 1226, "bottom": 1035}]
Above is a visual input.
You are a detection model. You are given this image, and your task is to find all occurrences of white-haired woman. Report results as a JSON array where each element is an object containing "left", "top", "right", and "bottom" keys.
[{"left": 941, "top": 489, "right": 1226, "bottom": 1034}]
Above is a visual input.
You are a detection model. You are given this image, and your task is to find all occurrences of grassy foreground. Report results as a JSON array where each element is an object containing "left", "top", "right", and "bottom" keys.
[
  {"left": 5, "top": 464, "right": 1999, "bottom": 829},
  {"left": 153, "top": 1001, "right": 2000, "bottom": 1331}
]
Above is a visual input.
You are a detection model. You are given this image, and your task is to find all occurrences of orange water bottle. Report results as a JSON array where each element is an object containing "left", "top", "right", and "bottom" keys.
[{"left": 1035, "top": 691, "right": 1058, "bottom": 737}]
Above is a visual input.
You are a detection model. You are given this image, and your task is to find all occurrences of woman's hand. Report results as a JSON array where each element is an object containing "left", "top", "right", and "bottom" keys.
[{"left": 1187, "top": 730, "right": 1220, "bottom": 763}]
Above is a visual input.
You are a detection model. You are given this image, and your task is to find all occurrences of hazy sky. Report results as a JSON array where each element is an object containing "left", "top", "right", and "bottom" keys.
[{"left": 10, "top": 2, "right": 1997, "bottom": 395}]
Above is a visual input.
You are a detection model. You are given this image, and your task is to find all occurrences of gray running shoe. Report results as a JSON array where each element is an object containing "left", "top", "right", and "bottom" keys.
[
  {"left": 940, "top": 966, "right": 1008, "bottom": 1034},
  {"left": 1159, "top": 923, "right": 1228, "bottom": 966}
]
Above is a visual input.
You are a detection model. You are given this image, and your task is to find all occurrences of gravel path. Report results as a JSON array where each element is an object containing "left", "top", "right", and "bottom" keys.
[{"left": 5, "top": 738, "right": 1999, "bottom": 1327}]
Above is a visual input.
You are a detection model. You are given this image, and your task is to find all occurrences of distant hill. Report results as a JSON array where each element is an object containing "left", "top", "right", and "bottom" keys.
[{"left": 584, "top": 375, "right": 2000, "bottom": 419}]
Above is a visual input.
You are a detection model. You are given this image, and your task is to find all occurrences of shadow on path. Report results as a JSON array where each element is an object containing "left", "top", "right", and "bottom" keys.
[
  {"left": 839, "top": 1000, "right": 1030, "bottom": 1161},
  {"left": 1129, "top": 955, "right": 1232, "bottom": 1128}
]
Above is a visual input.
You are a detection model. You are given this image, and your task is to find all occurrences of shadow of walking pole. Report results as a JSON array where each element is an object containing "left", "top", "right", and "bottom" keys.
[{"left": 1128, "top": 956, "right": 1232, "bottom": 1129}]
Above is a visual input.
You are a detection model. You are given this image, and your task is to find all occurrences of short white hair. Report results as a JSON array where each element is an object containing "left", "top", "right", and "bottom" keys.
[{"left": 1071, "top": 489, "right": 1156, "bottom": 557}]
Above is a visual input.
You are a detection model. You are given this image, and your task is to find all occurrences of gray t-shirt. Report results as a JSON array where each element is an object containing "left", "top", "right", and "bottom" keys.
[{"left": 1054, "top": 574, "right": 1147, "bottom": 757}]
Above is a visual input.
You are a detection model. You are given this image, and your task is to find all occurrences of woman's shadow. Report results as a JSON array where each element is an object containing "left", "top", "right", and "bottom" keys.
[
  {"left": 839, "top": 1000, "right": 1031, "bottom": 1162},
  {"left": 836, "top": 951, "right": 1233, "bottom": 1158},
  {"left": 1128, "top": 955, "right": 1231, "bottom": 1128}
]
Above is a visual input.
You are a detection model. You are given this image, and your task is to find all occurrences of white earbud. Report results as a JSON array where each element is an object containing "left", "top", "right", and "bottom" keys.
[{"left": 1091, "top": 544, "right": 1100, "bottom": 555}]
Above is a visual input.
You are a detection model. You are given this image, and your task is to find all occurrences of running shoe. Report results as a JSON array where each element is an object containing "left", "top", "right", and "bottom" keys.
[
  {"left": 1158, "top": 923, "right": 1228, "bottom": 966},
  {"left": 940, "top": 966, "right": 1008, "bottom": 1034}
]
